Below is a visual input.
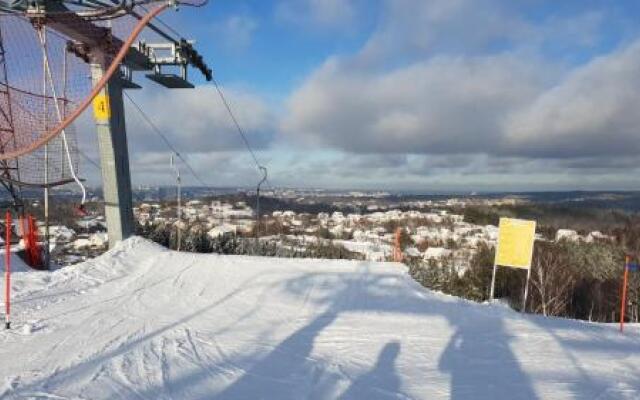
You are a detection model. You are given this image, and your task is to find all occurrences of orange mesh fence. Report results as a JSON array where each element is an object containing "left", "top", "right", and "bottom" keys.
[
  {"left": 0, "top": 15, "right": 84, "bottom": 186},
  {"left": 0, "top": 2, "right": 178, "bottom": 185}
]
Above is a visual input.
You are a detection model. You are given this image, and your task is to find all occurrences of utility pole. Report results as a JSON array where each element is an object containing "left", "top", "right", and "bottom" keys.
[
  {"left": 255, "top": 166, "right": 267, "bottom": 247},
  {"left": 171, "top": 154, "right": 181, "bottom": 251}
]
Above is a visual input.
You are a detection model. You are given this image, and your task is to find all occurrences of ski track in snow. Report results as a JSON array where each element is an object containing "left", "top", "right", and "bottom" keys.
[{"left": 0, "top": 237, "right": 638, "bottom": 399}]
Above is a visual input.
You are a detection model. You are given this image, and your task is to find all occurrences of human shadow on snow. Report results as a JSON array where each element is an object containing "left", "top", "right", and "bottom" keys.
[
  {"left": 338, "top": 341, "right": 402, "bottom": 400},
  {"left": 11, "top": 260, "right": 587, "bottom": 399},
  {"left": 211, "top": 263, "right": 539, "bottom": 399}
]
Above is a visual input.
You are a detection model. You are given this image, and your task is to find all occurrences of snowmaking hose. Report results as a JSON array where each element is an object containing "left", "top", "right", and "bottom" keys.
[{"left": 0, "top": 2, "right": 169, "bottom": 161}]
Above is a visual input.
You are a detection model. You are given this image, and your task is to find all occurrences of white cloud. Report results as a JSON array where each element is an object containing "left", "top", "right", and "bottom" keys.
[
  {"left": 271, "top": 152, "right": 640, "bottom": 191},
  {"left": 504, "top": 40, "right": 640, "bottom": 157},
  {"left": 76, "top": 0, "right": 640, "bottom": 189},
  {"left": 281, "top": 0, "right": 640, "bottom": 165},
  {"left": 356, "top": 0, "right": 529, "bottom": 66},
  {"left": 282, "top": 54, "right": 547, "bottom": 154},
  {"left": 71, "top": 85, "right": 275, "bottom": 186},
  {"left": 127, "top": 150, "right": 261, "bottom": 187},
  {"left": 212, "top": 14, "right": 258, "bottom": 51},
  {"left": 126, "top": 85, "right": 275, "bottom": 154},
  {"left": 275, "top": 0, "right": 358, "bottom": 30}
]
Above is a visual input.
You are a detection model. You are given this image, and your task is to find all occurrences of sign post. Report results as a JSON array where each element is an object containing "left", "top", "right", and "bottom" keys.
[
  {"left": 490, "top": 218, "right": 537, "bottom": 312},
  {"left": 523, "top": 267, "right": 533, "bottom": 314}
]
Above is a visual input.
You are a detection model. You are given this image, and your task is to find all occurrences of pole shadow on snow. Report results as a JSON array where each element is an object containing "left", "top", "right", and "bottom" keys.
[
  {"left": 158, "top": 265, "right": 538, "bottom": 399},
  {"left": 437, "top": 316, "right": 537, "bottom": 400},
  {"left": 273, "top": 265, "right": 541, "bottom": 399},
  {"left": 521, "top": 311, "right": 640, "bottom": 398},
  {"left": 169, "top": 264, "right": 406, "bottom": 400},
  {"left": 135, "top": 264, "right": 412, "bottom": 399},
  {"left": 11, "top": 261, "right": 573, "bottom": 399}
]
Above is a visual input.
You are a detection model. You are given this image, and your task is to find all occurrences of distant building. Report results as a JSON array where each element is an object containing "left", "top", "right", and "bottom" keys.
[
  {"left": 424, "top": 247, "right": 452, "bottom": 261},
  {"left": 556, "top": 229, "right": 579, "bottom": 242},
  {"left": 207, "top": 224, "right": 237, "bottom": 238},
  {"left": 585, "top": 231, "right": 612, "bottom": 243}
]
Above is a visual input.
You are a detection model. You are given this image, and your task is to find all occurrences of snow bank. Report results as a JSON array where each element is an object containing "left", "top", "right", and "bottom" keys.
[{"left": 0, "top": 237, "right": 638, "bottom": 399}]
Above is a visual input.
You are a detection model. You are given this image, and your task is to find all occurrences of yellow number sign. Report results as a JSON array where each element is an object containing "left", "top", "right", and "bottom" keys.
[
  {"left": 93, "top": 94, "right": 111, "bottom": 121},
  {"left": 495, "top": 218, "right": 536, "bottom": 269}
]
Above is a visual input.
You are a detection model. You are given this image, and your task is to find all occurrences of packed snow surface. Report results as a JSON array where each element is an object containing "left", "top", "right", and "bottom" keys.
[{"left": 0, "top": 237, "right": 639, "bottom": 399}]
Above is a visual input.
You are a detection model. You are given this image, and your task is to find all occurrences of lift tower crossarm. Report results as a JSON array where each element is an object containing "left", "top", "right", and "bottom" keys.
[
  {"left": 29, "top": 1, "right": 151, "bottom": 70},
  {"left": 29, "top": 2, "right": 109, "bottom": 48}
]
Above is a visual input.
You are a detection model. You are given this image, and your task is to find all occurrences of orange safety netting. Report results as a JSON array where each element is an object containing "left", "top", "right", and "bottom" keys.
[
  {"left": 0, "top": 15, "right": 83, "bottom": 187},
  {"left": 0, "top": 2, "right": 174, "bottom": 186}
]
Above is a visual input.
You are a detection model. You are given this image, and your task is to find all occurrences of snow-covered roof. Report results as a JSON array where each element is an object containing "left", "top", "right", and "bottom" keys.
[
  {"left": 424, "top": 247, "right": 453, "bottom": 260},
  {"left": 556, "top": 229, "right": 579, "bottom": 242},
  {"left": 207, "top": 224, "right": 237, "bottom": 238}
]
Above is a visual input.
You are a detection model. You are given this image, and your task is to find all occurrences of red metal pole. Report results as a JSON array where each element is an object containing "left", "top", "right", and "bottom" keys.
[
  {"left": 620, "top": 256, "right": 629, "bottom": 333},
  {"left": 5, "top": 210, "right": 11, "bottom": 329}
]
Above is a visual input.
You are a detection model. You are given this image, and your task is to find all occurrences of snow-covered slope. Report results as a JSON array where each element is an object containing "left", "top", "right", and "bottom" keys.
[{"left": 0, "top": 237, "right": 638, "bottom": 399}]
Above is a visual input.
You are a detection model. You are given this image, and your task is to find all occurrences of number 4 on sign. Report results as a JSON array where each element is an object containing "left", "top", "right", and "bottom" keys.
[{"left": 92, "top": 94, "right": 111, "bottom": 121}]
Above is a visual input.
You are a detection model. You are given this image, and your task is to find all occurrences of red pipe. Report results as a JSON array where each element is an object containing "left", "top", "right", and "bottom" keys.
[{"left": 620, "top": 255, "right": 629, "bottom": 333}]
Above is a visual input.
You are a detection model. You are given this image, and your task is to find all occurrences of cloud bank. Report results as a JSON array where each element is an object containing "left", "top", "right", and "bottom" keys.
[
  {"left": 75, "top": 0, "right": 640, "bottom": 190},
  {"left": 280, "top": 0, "right": 640, "bottom": 178}
]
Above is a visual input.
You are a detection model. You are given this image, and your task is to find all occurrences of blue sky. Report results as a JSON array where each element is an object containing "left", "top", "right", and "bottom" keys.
[{"left": 79, "top": 0, "right": 640, "bottom": 191}]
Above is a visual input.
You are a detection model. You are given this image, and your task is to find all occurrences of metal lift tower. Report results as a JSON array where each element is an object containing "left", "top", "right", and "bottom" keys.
[{"left": 6, "top": 0, "right": 212, "bottom": 248}]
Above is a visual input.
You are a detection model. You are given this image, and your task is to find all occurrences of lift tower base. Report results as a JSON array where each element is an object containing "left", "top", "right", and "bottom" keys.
[{"left": 90, "top": 62, "right": 134, "bottom": 248}]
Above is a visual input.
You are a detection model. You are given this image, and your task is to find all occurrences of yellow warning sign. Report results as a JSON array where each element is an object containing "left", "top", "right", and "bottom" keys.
[
  {"left": 93, "top": 94, "right": 111, "bottom": 121},
  {"left": 495, "top": 218, "right": 536, "bottom": 269}
]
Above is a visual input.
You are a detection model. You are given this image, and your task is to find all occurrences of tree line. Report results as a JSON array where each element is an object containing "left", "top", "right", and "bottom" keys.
[
  {"left": 408, "top": 236, "right": 639, "bottom": 323},
  {"left": 136, "top": 221, "right": 364, "bottom": 261}
]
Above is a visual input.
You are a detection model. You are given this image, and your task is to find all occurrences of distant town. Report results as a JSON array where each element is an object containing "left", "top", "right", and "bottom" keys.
[{"left": 23, "top": 187, "right": 625, "bottom": 271}]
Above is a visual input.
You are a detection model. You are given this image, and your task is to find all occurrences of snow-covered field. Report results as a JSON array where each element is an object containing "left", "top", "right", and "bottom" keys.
[{"left": 0, "top": 237, "right": 639, "bottom": 399}]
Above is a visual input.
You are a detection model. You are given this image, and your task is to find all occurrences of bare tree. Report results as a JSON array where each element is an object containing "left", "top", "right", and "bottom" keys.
[{"left": 530, "top": 243, "right": 575, "bottom": 317}]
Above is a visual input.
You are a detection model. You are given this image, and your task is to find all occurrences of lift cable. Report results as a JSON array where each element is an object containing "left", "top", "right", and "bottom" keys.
[
  {"left": 119, "top": 12, "right": 273, "bottom": 190},
  {"left": 211, "top": 77, "right": 273, "bottom": 190},
  {"left": 211, "top": 77, "right": 261, "bottom": 170},
  {"left": 78, "top": 149, "right": 101, "bottom": 170},
  {"left": 138, "top": 4, "right": 183, "bottom": 39},
  {"left": 123, "top": 91, "right": 211, "bottom": 187}
]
